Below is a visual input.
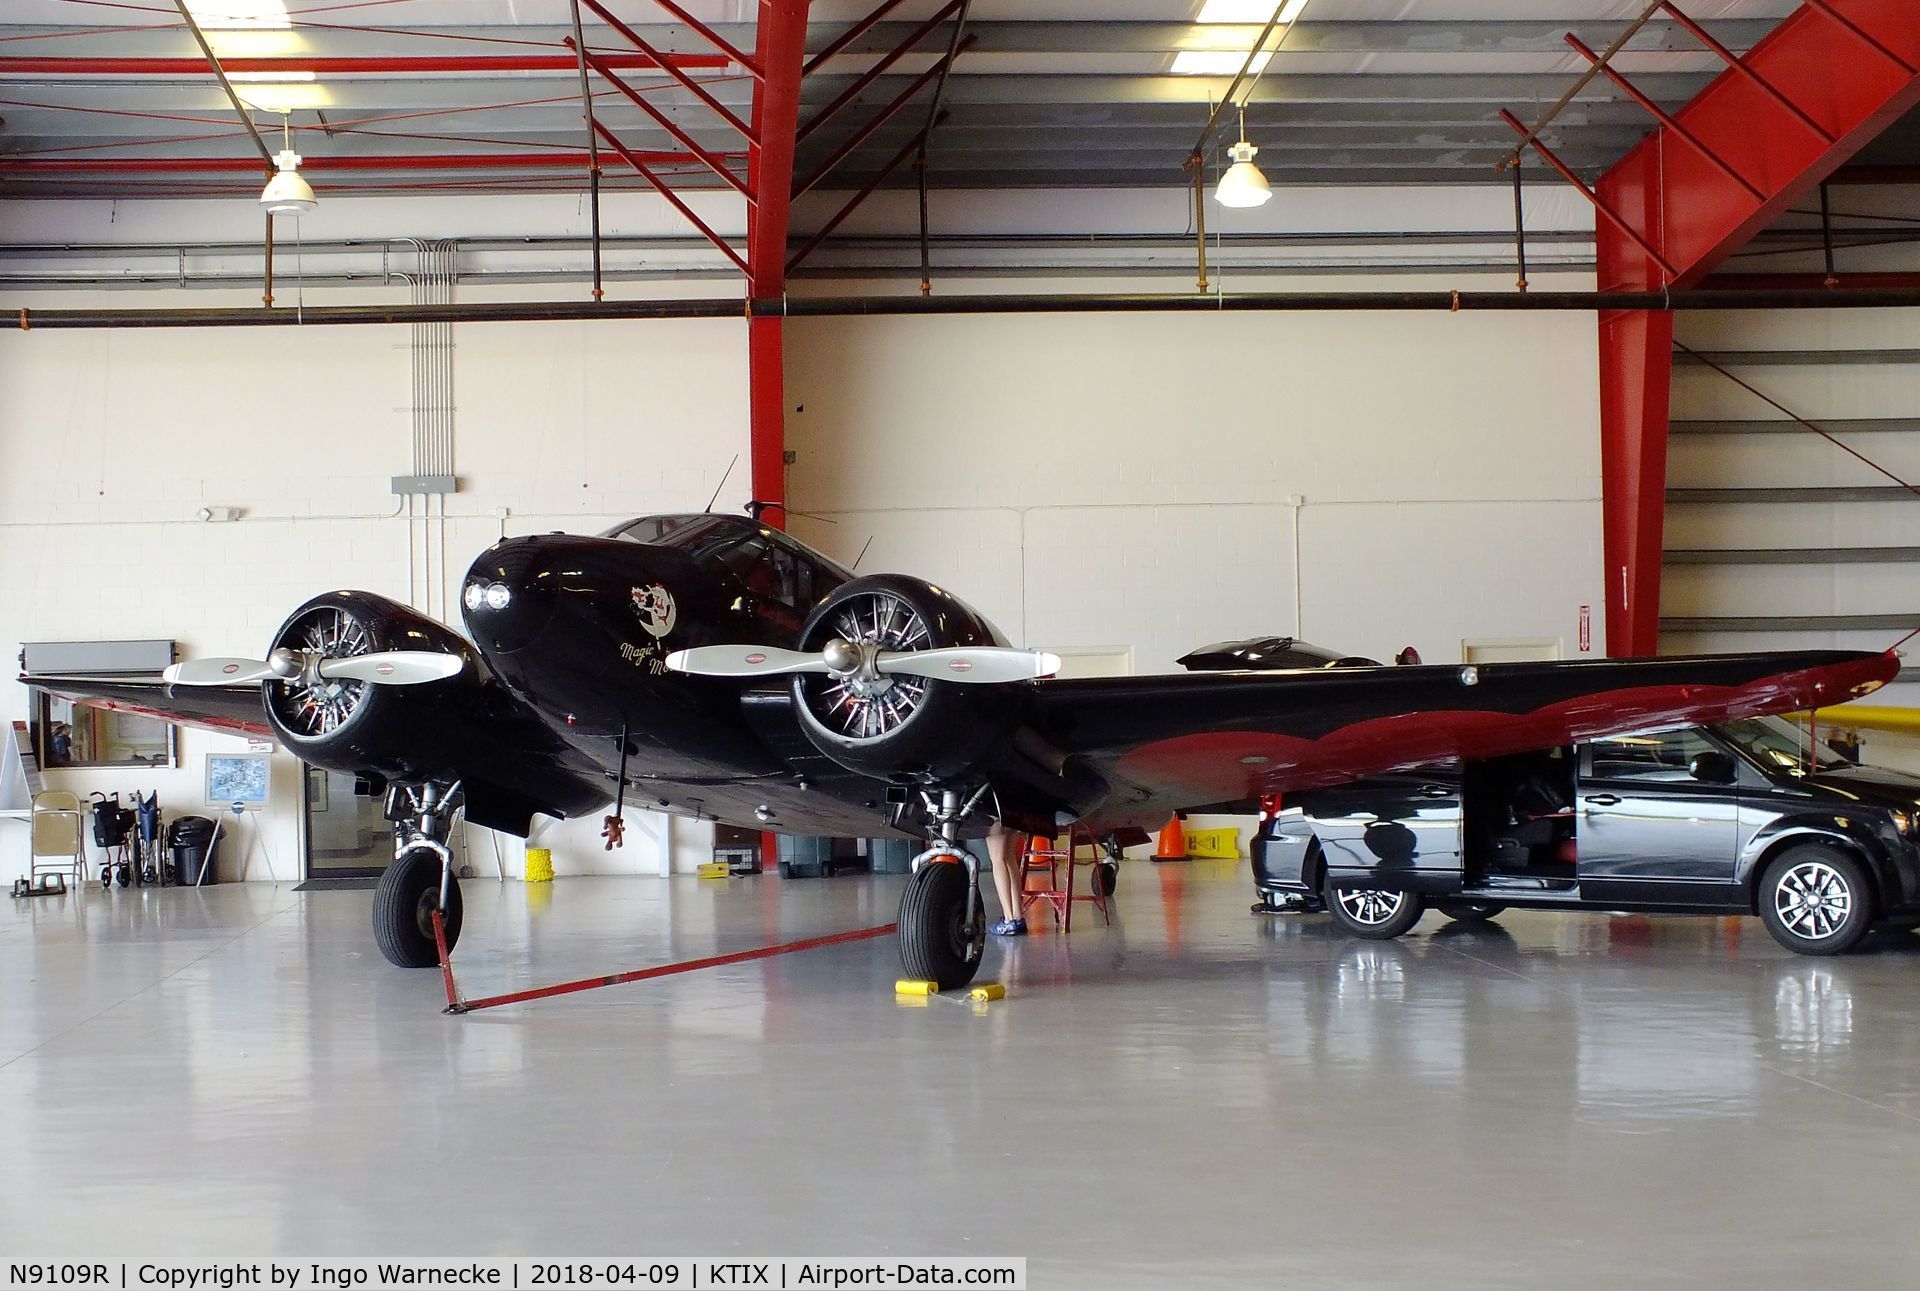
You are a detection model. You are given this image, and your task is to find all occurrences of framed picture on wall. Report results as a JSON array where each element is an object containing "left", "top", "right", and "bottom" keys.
[{"left": 207, "top": 753, "right": 271, "bottom": 807}]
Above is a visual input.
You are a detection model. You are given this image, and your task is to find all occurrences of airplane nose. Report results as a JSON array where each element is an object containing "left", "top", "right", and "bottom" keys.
[{"left": 462, "top": 539, "right": 556, "bottom": 654}]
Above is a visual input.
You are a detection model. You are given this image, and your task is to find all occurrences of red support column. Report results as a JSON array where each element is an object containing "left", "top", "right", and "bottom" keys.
[
  {"left": 745, "top": 2, "right": 812, "bottom": 879},
  {"left": 745, "top": 0, "right": 810, "bottom": 518},
  {"left": 1598, "top": 308, "right": 1675, "bottom": 659},
  {"left": 1588, "top": 0, "right": 1920, "bottom": 656}
]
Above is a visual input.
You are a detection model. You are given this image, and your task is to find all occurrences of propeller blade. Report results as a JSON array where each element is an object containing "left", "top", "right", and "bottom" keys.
[
  {"left": 666, "top": 645, "right": 834, "bottom": 678},
  {"left": 317, "top": 651, "right": 463, "bottom": 685},
  {"left": 163, "top": 657, "right": 281, "bottom": 686},
  {"left": 875, "top": 648, "right": 1062, "bottom": 683}
]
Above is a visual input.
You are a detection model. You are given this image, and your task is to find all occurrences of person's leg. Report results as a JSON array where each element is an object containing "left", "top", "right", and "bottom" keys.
[{"left": 987, "top": 822, "right": 1026, "bottom": 935}]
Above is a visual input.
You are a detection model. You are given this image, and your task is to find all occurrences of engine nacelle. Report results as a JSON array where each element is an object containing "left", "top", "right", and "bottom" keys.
[
  {"left": 262, "top": 590, "right": 483, "bottom": 783},
  {"left": 790, "top": 574, "right": 1022, "bottom": 783}
]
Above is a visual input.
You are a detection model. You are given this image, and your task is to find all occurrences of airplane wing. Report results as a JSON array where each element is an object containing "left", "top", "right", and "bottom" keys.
[
  {"left": 22, "top": 672, "right": 273, "bottom": 739},
  {"left": 1025, "top": 649, "right": 1897, "bottom": 832}
]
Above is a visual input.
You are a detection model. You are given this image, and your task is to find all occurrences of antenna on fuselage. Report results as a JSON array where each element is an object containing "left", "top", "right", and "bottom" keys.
[
  {"left": 852, "top": 534, "right": 874, "bottom": 570},
  {"left": 703, "top": 455, "right": 739, "bottom": 514}
]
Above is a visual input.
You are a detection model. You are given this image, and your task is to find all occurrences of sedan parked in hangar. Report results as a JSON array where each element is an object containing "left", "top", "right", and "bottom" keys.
[{"left": 1251, "top": 717, "right": 1920, "bottom": 955}]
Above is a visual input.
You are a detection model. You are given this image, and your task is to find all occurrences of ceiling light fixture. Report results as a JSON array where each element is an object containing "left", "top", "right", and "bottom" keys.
[
  {"left": 260, "top": 113, "right": 315, "bottom": 215},
  {"left": 1214, "top": 106, "right": 1272, "bottom": 208}
]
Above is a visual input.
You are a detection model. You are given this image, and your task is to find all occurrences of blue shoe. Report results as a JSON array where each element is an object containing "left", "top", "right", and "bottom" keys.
[{"left": 990, "top": 918, "right": 1028, "bottom": 937}]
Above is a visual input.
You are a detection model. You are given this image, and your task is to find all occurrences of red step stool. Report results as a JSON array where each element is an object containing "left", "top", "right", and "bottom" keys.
[{"left": 1018, "top": 828, "right": 1113, "bottom": 932}]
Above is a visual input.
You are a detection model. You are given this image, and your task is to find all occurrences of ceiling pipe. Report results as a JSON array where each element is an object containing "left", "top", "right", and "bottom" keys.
[
  {"left": 0, "top": 152, "right": 717, "bottom": 174},
  {"left": 0, "top": 54, "right": 722, "bottom": 75},
  {"left": 14, "top": 287, "right": 1920, "bottom": 331}
]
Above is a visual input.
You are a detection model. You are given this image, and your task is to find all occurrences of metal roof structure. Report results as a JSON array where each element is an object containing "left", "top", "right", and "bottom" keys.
[{"left": 0, "top": 1, "right": 1816, "bottom": 200}]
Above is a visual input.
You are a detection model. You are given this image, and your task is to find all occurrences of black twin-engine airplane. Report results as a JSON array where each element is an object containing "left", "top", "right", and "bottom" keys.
[{"left": 20, "top": 511, "right": 1897, "bottom": 988}]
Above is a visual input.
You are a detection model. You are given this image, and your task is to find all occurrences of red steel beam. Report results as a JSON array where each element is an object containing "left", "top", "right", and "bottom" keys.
[
  {"left": 1591, "top": 0, "right": 1920, "bottom": 657},
  {"left": 0, "top": 151, "right": 711, "bottom": 173},
  {"left": 588, "top": 0, "right": 759, "bottom": 77},
  {"left": 793, "top": 35, "right": 972, "bottom": 198},
  {"left": 0, "top": 54, "right": 720, "bottom": 74},
  {"left": 593, "top": 120, "right": 747, "bottom": 273},
  {"left": 1564, "top": 33, "right": 1764, "bottom": 201},
  {"left": 1498, "top": 109, "right": 1680, "bottom": 280},
  {"left": 803, "top": 0, "right": 915, "bottom": 75},
  {"left": 796, "top": 0, "right": 963, "bottom": 143},
  {"left": 786, "top": 120, "right": 933, "bottom": 274},
  {"left": 577, "top": 0, "right": 755, "bottom": 140},
  {"left": 581, "top": 46, "right": 752, "bottom": 200}
]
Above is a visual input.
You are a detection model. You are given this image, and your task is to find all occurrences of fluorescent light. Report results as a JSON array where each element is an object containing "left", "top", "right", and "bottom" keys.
[
  {"left": 1197, "top": 0, "right": 1310, "bottom": 22},
  {"left": 234, "top": 82, "right": 332, "bottom": 112},
  {"left": 1173, "top": 50, "right": 1273, "bottom": 75},
  {"left": 1175, "top": 0, "right": 1311, "bottom": 73},
  {"left": 185, "top": 1, "right": 291, "bottom": 29}
]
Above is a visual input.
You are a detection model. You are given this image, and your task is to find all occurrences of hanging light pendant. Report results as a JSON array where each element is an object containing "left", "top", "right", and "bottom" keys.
[
  {"left": 260, "top": 114, "right": 316, "bottom": 215},
  {"left": 1214, "top": 106, "right": 1273, "bottom": 209}
]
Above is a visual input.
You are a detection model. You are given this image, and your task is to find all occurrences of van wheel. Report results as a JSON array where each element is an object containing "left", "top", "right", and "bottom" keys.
[
  {"left": 1437, "top": 901, "right": 1506, "bottom": 924},
  {"left": 1324, "top": 880, "right": 1425, "bottom": 940},
  {"left": 1759, "top": 846, "right": 1873, "bottom": 956}
]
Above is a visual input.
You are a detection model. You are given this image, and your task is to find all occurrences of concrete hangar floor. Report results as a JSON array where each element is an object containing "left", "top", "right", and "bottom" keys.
[{"left": 5, "top": 864, "right": 1920, "bottom": 1288}]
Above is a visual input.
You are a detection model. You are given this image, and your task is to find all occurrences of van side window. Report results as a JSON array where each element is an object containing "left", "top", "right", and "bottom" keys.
[{"left": 1587, "top": 729, "right": 1719, "bottom": 783}]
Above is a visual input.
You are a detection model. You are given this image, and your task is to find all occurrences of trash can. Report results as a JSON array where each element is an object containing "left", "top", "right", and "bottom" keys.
[
  {"left": 168, "top": 815, "right": 220, "bottom": 886},
  {"left": 776, "top": 835, "right": 832, "bottom": 878},
  {"left": 868, "top": 838, "right": 915, "bottom": 875}
]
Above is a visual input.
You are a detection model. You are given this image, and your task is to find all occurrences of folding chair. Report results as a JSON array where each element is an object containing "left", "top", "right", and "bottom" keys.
[{"left": 30, "top": 789, "right": 87, "bottom": 886}]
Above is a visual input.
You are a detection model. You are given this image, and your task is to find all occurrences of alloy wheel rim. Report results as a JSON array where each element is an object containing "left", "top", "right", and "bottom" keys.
[
  {"left": 1337, "top": 888, "right": 1407, "bottom": 926},
  {"left": 1775, "top": 861, "right": 1852, "bottom": 940}
]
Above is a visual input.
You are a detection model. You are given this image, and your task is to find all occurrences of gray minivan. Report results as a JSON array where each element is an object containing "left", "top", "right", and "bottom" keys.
[{"left": 1251, "top": 716, "right": 1920, "bottom": 955}]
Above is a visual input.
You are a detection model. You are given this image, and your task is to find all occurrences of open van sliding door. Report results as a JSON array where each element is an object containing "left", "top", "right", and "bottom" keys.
[
  {"left": 1312, "top": 768, "right": 1464, "bottom": 895},
  {"left": 1575, "top": 729, "right": 1742, "bottom": 907}
]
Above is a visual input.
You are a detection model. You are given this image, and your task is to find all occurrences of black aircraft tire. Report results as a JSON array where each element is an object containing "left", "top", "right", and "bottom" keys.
[
  {"left": 1758, "top": 845, "right": 1874, "bottom": 957},
  {"left": 373, "top": 847, "right": 462, "bottom": 969},
  {"left": 1323, "top": 879, "right": 1425, "bottom": 940},
  {"left": 898, "top": 860, "right": 984, "bottom": 991},
  {"left": 1093, "top": 862, "right": 1120, "bottom": 898},
  {"left": 1436, "top": 901, "right": 1506, "bottom": 924}
]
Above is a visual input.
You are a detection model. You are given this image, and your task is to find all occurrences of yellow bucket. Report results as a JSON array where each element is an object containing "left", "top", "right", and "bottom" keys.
[{"left": 525, "top": 848, "right": 555, "bottom": 883}]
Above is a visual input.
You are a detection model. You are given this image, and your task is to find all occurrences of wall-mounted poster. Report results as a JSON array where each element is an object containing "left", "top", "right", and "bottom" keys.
[{"left": 207, "top": 753, "right": 271, "bottom": 806}]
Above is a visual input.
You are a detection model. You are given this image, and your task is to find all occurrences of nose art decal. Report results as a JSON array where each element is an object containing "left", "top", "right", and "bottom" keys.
[{"left": 630, "top": 584, "right": 678, "bottom": 639}]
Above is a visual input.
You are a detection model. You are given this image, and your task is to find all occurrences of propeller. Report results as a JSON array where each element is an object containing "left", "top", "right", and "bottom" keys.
[
  {"left": 666, "top": 639, "right": 1060, "bottom": 684},
  {"left": 164, "top": 648, "right": 462, "bottom": 688}
]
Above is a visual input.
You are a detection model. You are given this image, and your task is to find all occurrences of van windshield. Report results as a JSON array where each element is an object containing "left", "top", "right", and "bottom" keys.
[{"left": 1717, "top": 716, "right": 1850, "bottom": 775}]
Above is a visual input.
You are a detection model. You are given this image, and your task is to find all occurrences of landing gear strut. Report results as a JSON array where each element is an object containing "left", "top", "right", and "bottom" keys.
[
  {"left": 897, "top": 785, "right": 990, "bottom": 991},
  {"left": 371, "top": 781, "right": 464, "bottom": 969}
]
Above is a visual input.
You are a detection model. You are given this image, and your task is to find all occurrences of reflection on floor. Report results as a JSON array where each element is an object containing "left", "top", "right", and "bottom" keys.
[{"left": 5, "top": 861, "right": 1920, "bottom": 1286}]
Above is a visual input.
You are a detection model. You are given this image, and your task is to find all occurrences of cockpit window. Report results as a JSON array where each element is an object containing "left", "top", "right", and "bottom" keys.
[{"left": 600, "top": 514, "right": 851, "bottom": 603}]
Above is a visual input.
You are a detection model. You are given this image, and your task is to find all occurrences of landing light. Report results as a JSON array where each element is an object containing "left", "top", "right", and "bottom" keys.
[
  {"left": 462, "top": 584, "right": 485, "bottom": 612},
  {"left": 484, "top": 583, "right": 513, "bottom": 610}
]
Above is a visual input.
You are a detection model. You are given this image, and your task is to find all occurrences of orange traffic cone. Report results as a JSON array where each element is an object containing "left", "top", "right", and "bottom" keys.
[{"left": 1153, "top": 814, "right": 1188, "bottom": 862}]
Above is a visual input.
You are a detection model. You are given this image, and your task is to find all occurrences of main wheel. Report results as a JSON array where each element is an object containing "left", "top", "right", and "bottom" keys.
[
  {"left": 372, "top": 846, "right": 462, "bottom": 969},
  {"left": 898, "top": 859, "right": 985, "bottom": 991},
  {"left": 1759, "top": 845, "right": 1873, "bottom": 956},
  {"left": 1093, "top": 861, "right": 1120, "bottom": 898},
  {"left": 1323, "top": 879, "right": 1425, "bottom": 940},
  {"left": 1436, "top": 901, "right": 1506, "bottom": 924}
]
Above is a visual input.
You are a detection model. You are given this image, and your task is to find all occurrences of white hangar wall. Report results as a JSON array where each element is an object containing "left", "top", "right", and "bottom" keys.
[
  {"left": 783, "top": 275, "right": 1607, "bottom": 674},
  {"left": 0, "top": 184, "right": 1603, "bottom": 879},
  {"left": 0, "top": 232, "right": 750, "bottom": 879}
]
